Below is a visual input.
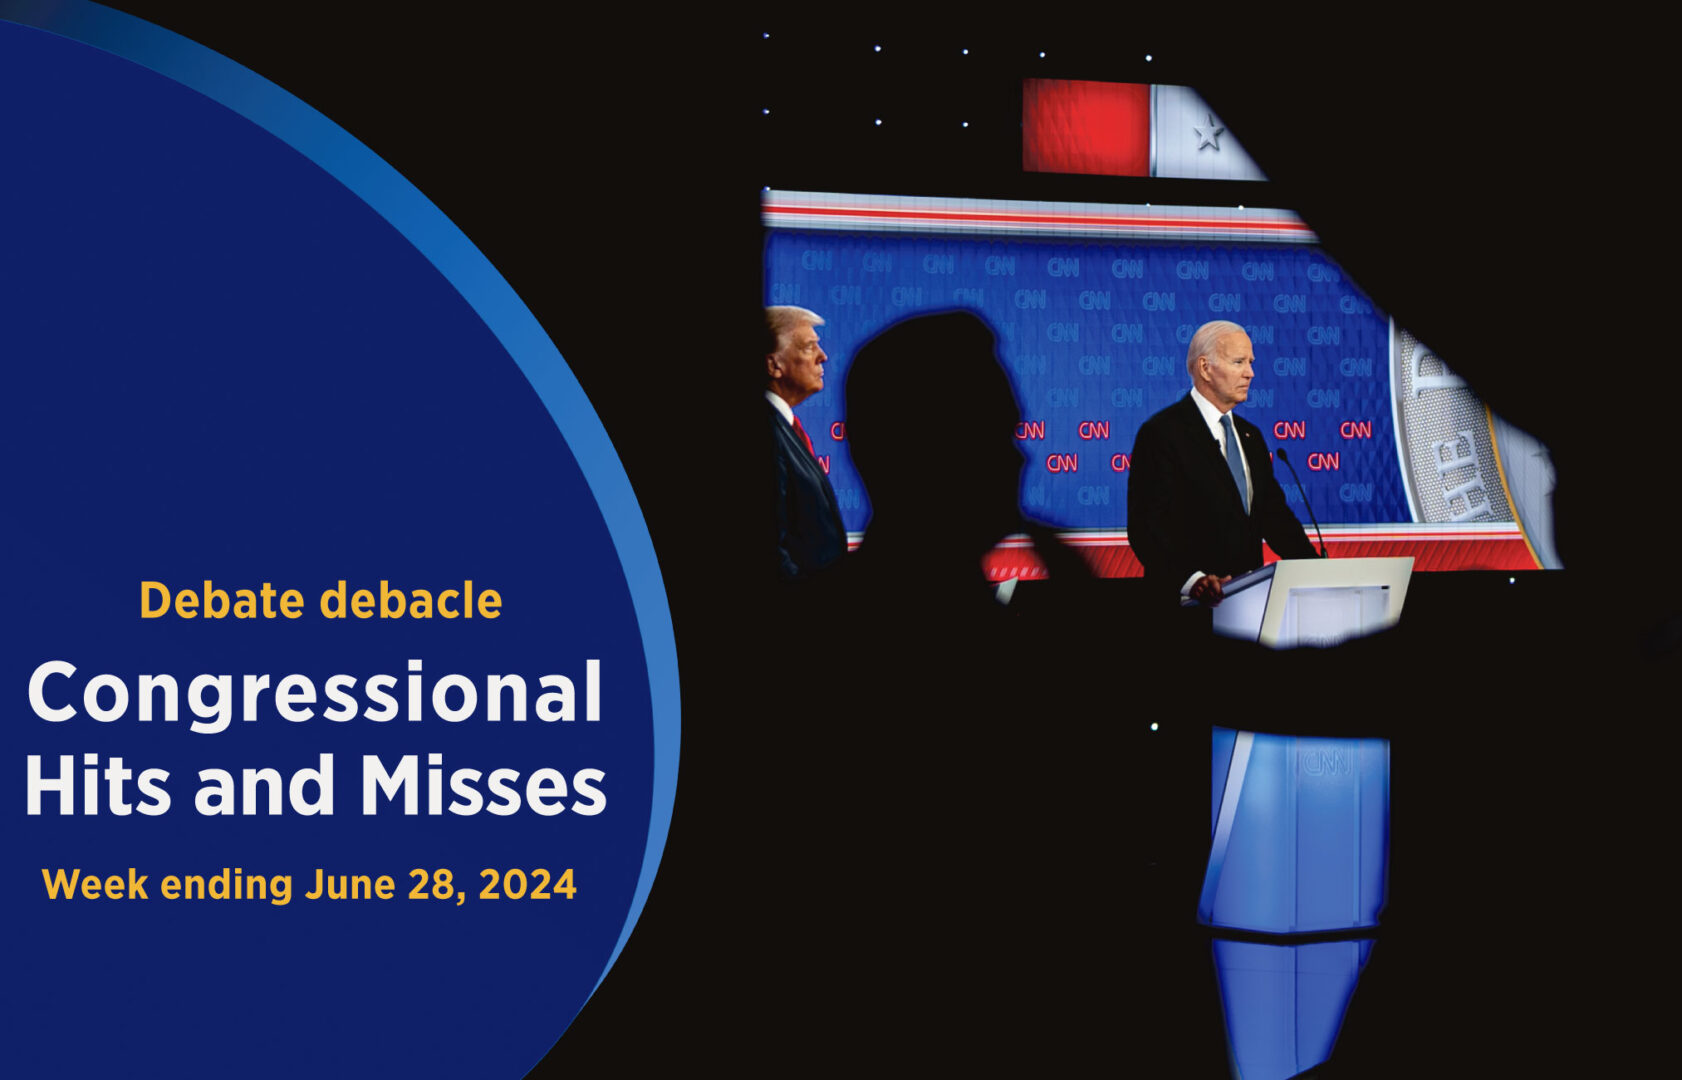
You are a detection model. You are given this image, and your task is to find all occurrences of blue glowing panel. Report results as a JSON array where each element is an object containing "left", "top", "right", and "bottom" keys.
[
  {"left": 1201, "top": 730, "right": 1389, "bottom": 934},
  {"left": 1214, "top": 939, "right": 1375, "bottom": 1080}
]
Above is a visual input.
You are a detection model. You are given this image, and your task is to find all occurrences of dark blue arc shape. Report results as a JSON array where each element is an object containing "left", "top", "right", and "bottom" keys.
[{"left": 0, "top": 0, "right": 679, "bottom": 1012}]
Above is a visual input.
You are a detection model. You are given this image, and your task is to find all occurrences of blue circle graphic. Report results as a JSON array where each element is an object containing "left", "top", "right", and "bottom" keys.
[{"left": 0, "top": 5, "right": 679, "bottom": 1076}]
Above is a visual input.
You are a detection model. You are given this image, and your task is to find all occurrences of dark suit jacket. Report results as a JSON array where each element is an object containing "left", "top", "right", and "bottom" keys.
[
  {"left": 1127, "top": 392, "right": 1317, "bottom": 596},
  {"left": 770, "top": 400, "right": 846, "bottom": 580}
]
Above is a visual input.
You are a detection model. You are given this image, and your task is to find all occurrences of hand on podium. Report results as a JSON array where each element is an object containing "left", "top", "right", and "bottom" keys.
[{"left": 1189, "top": 573, "right": 1232, "bottom": 607}]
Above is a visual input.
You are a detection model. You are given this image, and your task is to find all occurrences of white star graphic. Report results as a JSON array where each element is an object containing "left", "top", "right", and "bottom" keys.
[{"left": 1194, "top": 113, "right": 1225, "bottom": 151}]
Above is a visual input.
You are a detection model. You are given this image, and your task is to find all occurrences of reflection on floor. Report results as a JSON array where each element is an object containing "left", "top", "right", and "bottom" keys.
[
  {"left": 1204, "top": 729, "right": 1390, "bottom": 1077},
  {"left": 1214, "top": 939, "right": 1375, "bottom": 1080}
]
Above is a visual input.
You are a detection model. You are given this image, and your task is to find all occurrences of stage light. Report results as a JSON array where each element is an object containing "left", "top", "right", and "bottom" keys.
[
  {"left": 1150, "top": 722, "right": 1160, "bottom": 731},
  {"left": 961, "top": 121, "right": 969, "bottom": 128},
  {"left": 1145, "top": 53, "right": 1153, "bottom": 61},
  {"left": 873, "top": 44, "right": 881, "bottom": 53},
  {"left": 874, "top": 118, "right": 882, "bottom": 126},
  {"left": 962, "top": 48, "right": 969, "bottom": 55},
  {"left": 761, "top": 108, "right": 769, "bottom": 115},
  {"left": 1038, "top": 51, "right": 1046, "bottom": 58},
  {"left": 1509, "top": 576, "right": 1517, "bottom": 584}
]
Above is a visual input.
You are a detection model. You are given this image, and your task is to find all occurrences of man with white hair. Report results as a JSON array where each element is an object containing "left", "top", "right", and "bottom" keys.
[
  {"left": 1127, "top": 319, "right": 1317, "bottom": 605},
  {"left": 765, "top": 305, "right": 846, "bottom": 581}
]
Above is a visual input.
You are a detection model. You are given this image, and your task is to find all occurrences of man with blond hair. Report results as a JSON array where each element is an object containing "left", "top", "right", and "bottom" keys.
[{"left": 765, "top": 305, "right": 845, "bottom": 580}]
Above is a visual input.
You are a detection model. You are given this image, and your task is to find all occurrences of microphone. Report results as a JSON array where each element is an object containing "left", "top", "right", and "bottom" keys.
[{"left": 1274, "top": 448, "right": 1327, "bottom": 558}]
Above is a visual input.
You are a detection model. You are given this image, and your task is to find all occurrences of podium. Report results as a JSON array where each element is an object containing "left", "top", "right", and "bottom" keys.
[
  {"left": 1211, "top": 556, "right": 1414, "bottom": 648},
  {"left": 1200, "top": 557, "right": 1411, "bottom": 1079}
]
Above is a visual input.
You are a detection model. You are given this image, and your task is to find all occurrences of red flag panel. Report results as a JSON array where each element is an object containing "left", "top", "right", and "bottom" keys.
[{"left": 1022, "top": 78, "right": 1151, "bottom": 177}]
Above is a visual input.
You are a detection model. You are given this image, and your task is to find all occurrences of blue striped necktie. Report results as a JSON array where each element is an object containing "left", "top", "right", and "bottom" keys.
[{"left": 1222, "top": 412, "right": 1248, "bottom": 514}]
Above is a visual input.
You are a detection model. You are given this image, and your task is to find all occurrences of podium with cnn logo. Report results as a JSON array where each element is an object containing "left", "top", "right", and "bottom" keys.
[{"left": 1198, "top": 557, "right": 1411, "bottom": 1080}]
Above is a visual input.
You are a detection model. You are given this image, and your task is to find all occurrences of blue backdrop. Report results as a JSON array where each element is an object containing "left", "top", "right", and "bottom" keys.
[{"left": 766, "top": 230, "right": 1405, "bottom": 531}]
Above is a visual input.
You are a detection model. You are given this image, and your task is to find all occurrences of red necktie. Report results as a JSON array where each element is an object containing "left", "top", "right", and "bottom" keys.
[{"left": 791, "top": 415, "right": 817, "bottom": 459}]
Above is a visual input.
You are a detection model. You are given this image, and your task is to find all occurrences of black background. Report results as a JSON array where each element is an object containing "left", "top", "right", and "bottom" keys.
[{"left": 66, "top": 8, "right": 1678, "bottom": 1075}]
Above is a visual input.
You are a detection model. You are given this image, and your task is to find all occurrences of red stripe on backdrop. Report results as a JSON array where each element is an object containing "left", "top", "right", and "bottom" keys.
[
  {"left": 764, "top": 203, "right": 1310, "bottom": 235},
  {"left": 982, "top": 536, "right": 1539, "bottom": 580}
]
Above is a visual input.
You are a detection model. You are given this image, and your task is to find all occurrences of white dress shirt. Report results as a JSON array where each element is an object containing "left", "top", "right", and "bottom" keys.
[{"left": 1181, "top": 390, "right": 1253, "bottom": 600}]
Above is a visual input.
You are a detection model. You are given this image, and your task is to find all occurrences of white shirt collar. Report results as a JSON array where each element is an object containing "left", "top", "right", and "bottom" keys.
[
  {"left": 1188, "top": 389, "right": 1252, "bottom": 504},
  {"left": 765, "top": 389, "right": 794, "bottom": 425},
  {"left": 1188, "top": 387, "right": 1231, "bottom": 441}
]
